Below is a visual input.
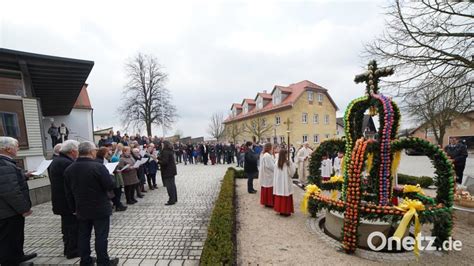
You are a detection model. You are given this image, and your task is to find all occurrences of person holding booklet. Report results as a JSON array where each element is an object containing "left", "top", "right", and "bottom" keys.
[{"left": 118, "top": 147, "right": 140, "bottom": 205}]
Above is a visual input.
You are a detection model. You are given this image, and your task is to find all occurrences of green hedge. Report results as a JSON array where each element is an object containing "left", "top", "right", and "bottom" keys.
[
  {"left": 397, "top": 173, "right": 434, "bottom": 188},
  {"left": 201, "top": 168, "right": 236, "bottom": 265},
  {"left": 228, "top": 167, "right": 245, "bottom": 178}
]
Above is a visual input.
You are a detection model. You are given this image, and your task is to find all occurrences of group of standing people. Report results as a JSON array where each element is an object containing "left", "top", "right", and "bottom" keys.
[
  {"left": 0, "top": 133, "right": 179, "bottom": 266},
  {"left": 244, "top": 142, "right": 297, "bottom": 216},
  {"left": 47, "top": 122, "right": 70, "bottom": 148}
]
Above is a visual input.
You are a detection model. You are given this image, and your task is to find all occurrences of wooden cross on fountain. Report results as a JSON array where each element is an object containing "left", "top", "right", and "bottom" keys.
[{"left": 354, "top": 60, "right": 394, "bottom": 95}]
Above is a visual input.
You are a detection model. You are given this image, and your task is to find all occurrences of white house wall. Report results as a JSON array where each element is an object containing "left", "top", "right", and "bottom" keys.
[
  {"left": 16, "top": 98, "right": 45, "bottom": 170},
  {"left": 43, "top": 108, "right": 93, "bottom": 150}
]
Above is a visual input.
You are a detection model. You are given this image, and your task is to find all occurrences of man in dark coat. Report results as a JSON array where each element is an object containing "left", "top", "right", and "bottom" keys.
[
  {"left": 158, "top": 141, "right": 178, "bottom": 205},
  {"left": 200, "top": 143, "right": 209, "bottom": 165},
  {"left": 0, "top": 137, "right": 37, "bottom": 265},
  {"left": 445, "top": 137, "right": 469, "bottom": 184},
  {"left": 244, "top": 141, "right": 258, "bottom": 194},
  {"left": 216, "top": 143, "right": 222, "bottom": 164},
  {"left": 64, "top": 141, "right": 118, "bottom": 266},
  {"left": 49, "top": 140, "right": 80, "bottom": 259}
]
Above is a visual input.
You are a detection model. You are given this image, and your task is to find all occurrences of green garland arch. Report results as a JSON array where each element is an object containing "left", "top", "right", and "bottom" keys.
[{"left": 308, "top": 139, "right": 346, "bottom": 186}]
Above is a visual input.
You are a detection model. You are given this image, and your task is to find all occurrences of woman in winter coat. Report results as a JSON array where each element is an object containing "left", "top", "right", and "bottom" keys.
[{"left": 118, "top": 146, "right": 140, "bottom": 205}]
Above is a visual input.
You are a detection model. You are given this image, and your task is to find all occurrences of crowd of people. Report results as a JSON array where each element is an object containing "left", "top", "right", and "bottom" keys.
[{"left": 0, "top": 135, "right": 180, "bottom": 266}]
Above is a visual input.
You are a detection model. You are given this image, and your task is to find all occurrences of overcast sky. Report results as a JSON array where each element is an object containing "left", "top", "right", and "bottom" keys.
[{"left": 1, "top": 0, "right": 394, "bottom": 138}]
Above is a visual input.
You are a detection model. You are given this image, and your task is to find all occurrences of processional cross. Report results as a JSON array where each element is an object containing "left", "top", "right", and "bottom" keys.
[
  {"left": 283, "top": 118, "right": 293, "bottom": 154},
  {"left": 354, "top": 60, "right": 394, "bottom": 95}
]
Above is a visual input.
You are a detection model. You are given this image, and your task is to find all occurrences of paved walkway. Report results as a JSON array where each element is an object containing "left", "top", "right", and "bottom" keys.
[{"left": 23, "top": 164, "right": 229, "bottom": 265}]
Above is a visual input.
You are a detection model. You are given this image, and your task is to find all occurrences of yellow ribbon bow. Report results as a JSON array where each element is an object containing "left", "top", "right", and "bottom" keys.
[
  {"left": 393, "top": 198, "right": 425, "bottom": 257},
  {"left": 301, "top": 184, "right": 321, "bottom": 214},
  {"left": 403, "top": 184, "right": 425, "bottom": 195}
]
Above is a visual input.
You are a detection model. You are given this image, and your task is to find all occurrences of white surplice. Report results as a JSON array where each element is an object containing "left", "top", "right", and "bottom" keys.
[
  {"left": 333, "top": 156, "right": 343, "bottom": 176},
  {"left": 321, "top": 158, "right": 333, "bottom": 178},
  {"left": 258, "top": 152, "right": 275, "bottom": 188},
  {"left": 273, "top": 160, "right": 297, "bottom": 196}
]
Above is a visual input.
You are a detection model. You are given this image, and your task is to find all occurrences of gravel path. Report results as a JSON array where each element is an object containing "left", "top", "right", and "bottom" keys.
[{"left": 235, "top": 178, "right": 474, "bottom": 265}]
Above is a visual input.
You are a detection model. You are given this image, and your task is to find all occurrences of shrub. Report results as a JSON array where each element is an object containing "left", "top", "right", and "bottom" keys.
[
  {"left": 398, "top": 173, "right": 434, "bottom": 188},
  {"left": 201, "top": 169, "right": 236, "bottom": 265},
  {"left": 228, "top": 167, "right": 246, "bottom": 179}
]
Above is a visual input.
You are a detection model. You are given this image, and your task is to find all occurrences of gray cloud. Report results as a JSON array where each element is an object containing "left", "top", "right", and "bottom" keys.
[{"left": 1, "top": 0, "right": 392, "bottom": 138}]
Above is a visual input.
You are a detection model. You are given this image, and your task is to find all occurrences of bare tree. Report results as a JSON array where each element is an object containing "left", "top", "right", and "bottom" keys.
[
  {"left": 364, "top": 0, "right": 473, "bottom": 98},
  {"left": 119, "top": 53, "right": 177, "bottom": 136},
  {"left": 208, "top": 112, "right": 226, "bottom": 141},
  {"left": 407, "top": 81, "right": 472, "bottom": 145},
  {"left": 243, "top": 117, "right": 273, "bottom": 142},
  {"left": 225, "top": 123, "right": 243, "bottom": 144}
]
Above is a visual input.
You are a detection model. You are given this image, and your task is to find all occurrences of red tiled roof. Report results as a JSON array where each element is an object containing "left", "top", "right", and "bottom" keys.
[
  {"left": 256, "top": 92, "right": 272, "bottom": 100},
  {"left": 224, "top": 80, "right": 339, "bottom": 123},
  {"left": 73, "top": 84, "right": 92, "bottom": 109},
  {"left": 231, "top": 103, "right": 242, "bottom": 110},
  {"left": 242, "top": 98, "right": 256, "bottom": 105}
]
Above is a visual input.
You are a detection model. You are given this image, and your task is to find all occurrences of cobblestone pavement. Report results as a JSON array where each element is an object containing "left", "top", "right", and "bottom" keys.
[{"left": 23, "top": 164, "right": 230, "bottom": 265}]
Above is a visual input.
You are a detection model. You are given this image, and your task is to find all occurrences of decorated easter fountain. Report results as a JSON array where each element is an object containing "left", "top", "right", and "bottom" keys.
[{"left": 302, "top": 60, "right": 455, "bottom": 256}]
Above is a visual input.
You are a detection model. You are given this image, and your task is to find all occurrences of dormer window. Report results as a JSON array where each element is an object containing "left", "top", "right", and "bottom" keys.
[
  {"left": 273, "top": 89, "right": 282, "bottom": 105},
  {"left": 256, "top": 97, "right": 263, "bottom": 109},
  {"left": 243, "top": 103, "right": 248, "bottom": 114}
]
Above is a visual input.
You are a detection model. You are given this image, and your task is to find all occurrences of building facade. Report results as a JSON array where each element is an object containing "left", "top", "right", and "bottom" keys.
[
  {"left": 223, "top": 80, "right": 338, "bottom": 147},
  {"left": 0, "top": 48, "right": 94, "bottom": 170},
  {"left": 410, "top": 111, "right": 474, "bottom": 150},
  {"left": 336, "top": 115, "right": 377, "bottom": 139}
]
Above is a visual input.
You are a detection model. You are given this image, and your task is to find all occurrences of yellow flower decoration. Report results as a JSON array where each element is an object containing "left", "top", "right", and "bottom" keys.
[{"left": 301, "top": 184, "right": 321, "bottom": 214}]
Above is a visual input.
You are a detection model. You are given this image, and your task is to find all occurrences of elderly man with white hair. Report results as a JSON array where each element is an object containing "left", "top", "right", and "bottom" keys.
[
  {"left": 0, "top": 136, "right": 37, "bottom": 265},
  {"left": 64, "top": 141, "right": 118, "bottom": 265},
  {"left": 49, "top": 139, "right": 80, "bottom": 259}
]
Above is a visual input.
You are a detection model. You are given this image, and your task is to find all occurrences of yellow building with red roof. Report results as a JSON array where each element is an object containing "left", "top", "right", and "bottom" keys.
[{"left": 223, "top": 80, "right": 338, "bottom": 147}]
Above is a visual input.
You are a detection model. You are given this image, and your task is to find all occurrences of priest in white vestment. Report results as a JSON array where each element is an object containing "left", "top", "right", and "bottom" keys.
[{"left": 296, "top": 142, "right": 312, "bottom": 184}]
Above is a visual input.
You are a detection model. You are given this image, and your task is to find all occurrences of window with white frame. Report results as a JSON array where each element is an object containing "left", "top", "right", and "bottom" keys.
[
  {"left": 302, "top": 112, "right": 308, "bottom": 124},
  {"left": 280, "top": 136, "right": 285, "bottom": 144},
  {"left": 308, "top": 91, "right": 314, "bottom": 102},
  {"left": 302, "top": 135, "right": 308, "bottom": 143},
  {"left": 275, "top": 115, "right": 281, "bottom": 125},
  {"left": 325, "top": 114, "right": 330, "bottom": 125},
  {"left": 325, "top": 134, "right": 330, "bottom": 139},
  {"left": 262, "top": 118, "right": 267, "bottom": 127},
  {"left": 318, "top": 93, "right": 323, "bottom": 103},
  {"left": 313, "top": 134, "right": 319, "bottom": 143},
  {"left": 243, "top": 103, "right": 248, "bottom": 114},
  {"left": 313, "top": 114, "right": 319, "bottom": 124}
]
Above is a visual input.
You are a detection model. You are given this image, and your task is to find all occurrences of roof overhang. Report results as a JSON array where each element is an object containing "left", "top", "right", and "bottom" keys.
[{"left": 0, "top": 48, "right": 94, "bottom": 116}]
